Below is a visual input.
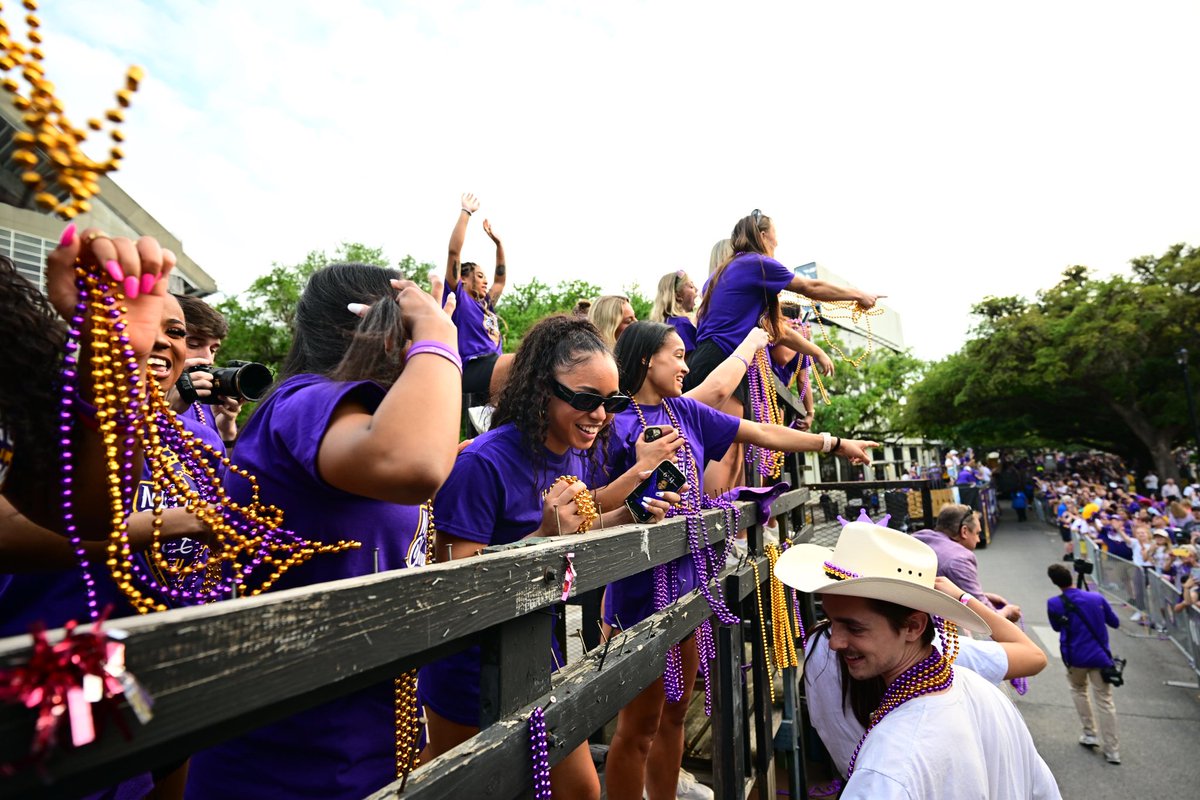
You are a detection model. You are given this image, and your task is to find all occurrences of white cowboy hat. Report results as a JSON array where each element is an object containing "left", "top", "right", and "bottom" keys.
[{"left": 774, "top": 522, "right": 990, "bottom": 633}]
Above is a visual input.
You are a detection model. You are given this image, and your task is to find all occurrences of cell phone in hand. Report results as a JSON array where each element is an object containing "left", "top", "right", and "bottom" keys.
[
  {"left": 643, "top": 426, "right": 664, "bottom": 443},
  {"left": 626, "top": 460, "right": 687, "bottom": 523}
]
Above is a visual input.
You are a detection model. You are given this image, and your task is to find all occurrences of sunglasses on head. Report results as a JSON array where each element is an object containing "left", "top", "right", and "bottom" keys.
[
  {"left": 750, "top": 208, "right": 763, "bottom": 225},
  {"left": 552, "top": 381, "right": 631, "bottom": 414}
]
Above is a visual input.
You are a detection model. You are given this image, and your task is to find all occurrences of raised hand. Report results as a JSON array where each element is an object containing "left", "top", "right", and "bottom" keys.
[
  {"left": 482, "top": 218, "right": 501, "bottom": 244},
  {"left": 461, "top": 192, "right": 481, "bottom": 215},
  {"left": 390, "top": 278, "right": 457, "bottom": 342},
  {"left": 46, "top": 225, "right": 176, "bottom": 359}
]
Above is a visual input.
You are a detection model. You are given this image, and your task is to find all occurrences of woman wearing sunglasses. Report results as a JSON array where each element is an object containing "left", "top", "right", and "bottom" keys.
[
  {"left": 596, "top": 321, "right": 878, "bottom": 800},
  {"left": 418, "top": 314, "right": 682, "bottom": 800},
  {"left": 650, "top": 269, "right": 699, "bottom": 355},
  {"left": 690, "top": 210, "right": 881, "bottom": 491}
]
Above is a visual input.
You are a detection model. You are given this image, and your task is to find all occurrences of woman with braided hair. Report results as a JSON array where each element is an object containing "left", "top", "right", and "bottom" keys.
[{"left": 419, "top": 314, "right": 683, "bottom": 800}]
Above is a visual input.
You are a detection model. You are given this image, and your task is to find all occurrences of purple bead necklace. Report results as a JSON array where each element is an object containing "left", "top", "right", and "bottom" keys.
[{"left": 528, "top": 706, "right": 552, "bottom": 800}]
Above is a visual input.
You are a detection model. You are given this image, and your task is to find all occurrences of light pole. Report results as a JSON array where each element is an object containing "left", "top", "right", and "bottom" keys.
[{"left": 1179, "top": 348, "right": 1200, "bottom": 463}]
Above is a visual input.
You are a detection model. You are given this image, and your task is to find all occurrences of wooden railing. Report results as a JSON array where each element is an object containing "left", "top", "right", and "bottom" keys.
[{"left": 1, "top": 375, "right": 819, "bottom": 799}]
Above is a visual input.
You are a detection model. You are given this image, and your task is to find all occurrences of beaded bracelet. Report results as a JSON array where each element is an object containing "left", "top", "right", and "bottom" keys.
[{"left": 407, "top": 340, "right": 462, "bottom": 373}]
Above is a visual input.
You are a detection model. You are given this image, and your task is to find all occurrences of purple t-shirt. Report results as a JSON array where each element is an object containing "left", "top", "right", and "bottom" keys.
[
  {"left": 0, "top": 411, "right": 226, "bottom": 636},
  {"left": 666, "top": 315, "right": 697, "bottom": 353},
  {"left": 601, "top": 398, "right": 740, "bottom": 627},
  {"left": 696, "top": 252, "right": 793, "bottom": 355},
  {"left": 186, "top": 374, "right": 431, "bottom": 800},
  {"left": 446, "top": 280, "right": 502, "bottom": 362},
  {"left": 769, "top": 343, "right": 803, "bottom": 386},
  {"left": 418, "top": 423, "right": 586, "bottom": 726},
  {"left": 910, "top": 529, "right": 991, "bottom": 607}
]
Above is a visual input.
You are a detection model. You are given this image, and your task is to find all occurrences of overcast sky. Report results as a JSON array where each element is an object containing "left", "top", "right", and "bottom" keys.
[{"left": 32, "top": 0, "right": 1200, "bottom": 360}]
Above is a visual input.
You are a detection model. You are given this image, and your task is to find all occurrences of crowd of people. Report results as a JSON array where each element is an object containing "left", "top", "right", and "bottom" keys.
[{"left": 0, "top": 202, "right": 903, "bottom": 800}]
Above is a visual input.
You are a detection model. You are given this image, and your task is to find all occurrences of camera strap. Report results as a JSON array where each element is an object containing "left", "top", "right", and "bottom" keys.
[{"left": 1060, "top": 594, "right": 1116, "bottom": 664}]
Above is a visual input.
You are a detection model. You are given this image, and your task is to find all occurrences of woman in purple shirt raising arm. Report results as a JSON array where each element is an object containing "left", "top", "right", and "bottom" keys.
[{"left": 444, "top": 192, "right": 515, "bottom": 402}]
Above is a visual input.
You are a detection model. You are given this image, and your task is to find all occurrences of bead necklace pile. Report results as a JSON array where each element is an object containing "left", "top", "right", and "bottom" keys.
[
  {"left": 62, "top": 270, "right": 360, "bottom": 615},
  {"left": 0, "top": 0, "right": 139, "bottom": 218},
  {"left": 844, "top": 643, "right": 955, "bottom": 778},
  {"left": 528, "top": 705, "right": 552, "bottom": 800},
  {"left": 632, "top": 398, "right": 741, "bottom": 713},
  {"left": 749, "top": 543, "right": 805, "bottom": 703},
  {"left": 744, "top": 348, "right": 784, "bottom": 480},
  {"left": 542, "top": 475, "right": 598, "bottom": 533}
]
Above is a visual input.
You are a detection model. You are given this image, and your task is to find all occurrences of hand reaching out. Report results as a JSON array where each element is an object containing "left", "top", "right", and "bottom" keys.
[
  {"left": 840, "top": 439, "right": 879, "bottom": 465},
  {"left": 461, "top": 192, "right": 480, "bottom": 215}
]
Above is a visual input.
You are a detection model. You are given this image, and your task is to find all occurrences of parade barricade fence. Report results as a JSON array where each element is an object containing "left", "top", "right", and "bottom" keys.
[
  {"left": 0, "top": 377, "right": 846, "bottom": 799},
  {"left": 1071, "top": 534, "right": 1200, "bottom": 680}
]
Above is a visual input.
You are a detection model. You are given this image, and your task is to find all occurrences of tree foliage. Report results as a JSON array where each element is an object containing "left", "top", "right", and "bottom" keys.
[
  {"left": 904, "top": 243, "right": 1200, "bottom": 477},
  {"left": 811, "top": 331, "right": 926, "bottom": 441},
  {"left": 216, "top": 243, "right": 436, "bottom": 374}
]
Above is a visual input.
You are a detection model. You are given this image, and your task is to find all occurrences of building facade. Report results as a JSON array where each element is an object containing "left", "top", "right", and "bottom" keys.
[{"left": 0, "top": 100, "right": 216, "bottom": 296}]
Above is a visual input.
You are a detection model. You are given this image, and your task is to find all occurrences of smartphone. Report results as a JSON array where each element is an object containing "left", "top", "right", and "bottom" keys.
[
  {"left": 625, "top": 460, "right": 687, "bottom": 523},
  {"left": 643, "top": 426, "right": 664, "bottom": 443}
]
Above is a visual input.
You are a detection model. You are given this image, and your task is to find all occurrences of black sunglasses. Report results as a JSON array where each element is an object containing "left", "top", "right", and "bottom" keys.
[
  {"left": 957, "top": 507, "right": 976, "bottom": 533},
  {"left": 552, "top": 381, "right": 631, "bottom": 414}
]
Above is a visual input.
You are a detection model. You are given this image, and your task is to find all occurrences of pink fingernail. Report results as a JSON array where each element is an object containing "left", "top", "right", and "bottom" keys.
[
  {"left": 140, "top": 273, "right": 157, "bottom": 295},
  {"left": 123, "top": 275, "right": 140, "bottom": 298},
  {"left": 105, "top": 260, "right": 125, "bottom": 283},
  {"left": 59, "top": 223, "right": 76, "bottom": 248}
]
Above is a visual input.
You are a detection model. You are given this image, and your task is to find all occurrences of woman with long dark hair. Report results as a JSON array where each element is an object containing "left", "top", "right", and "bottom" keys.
[
  {"left": 185, "top": 265, "right": 461, "bottom": 800},
  {"left": 418, "top": 314, "right": 682, "bottom": 800},
  {"left": 600, "top": 321, "right": 877, "bottom": 800}
]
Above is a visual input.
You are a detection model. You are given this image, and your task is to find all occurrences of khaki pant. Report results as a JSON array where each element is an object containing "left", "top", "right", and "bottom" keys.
[{"left": 1067, "top": 666, "right": 1119, "bottom": 753}]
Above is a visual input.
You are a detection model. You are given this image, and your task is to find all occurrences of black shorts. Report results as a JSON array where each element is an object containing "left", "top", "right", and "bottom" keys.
[
  {"left": 1058, "top": 525, "right": 1072, "bottom": 543},
  {"left": 462, "top": 353, "right": 498, "bottom": 397},
  {"left": 684, "top": 340, "right": 748, "bottom": 407}
]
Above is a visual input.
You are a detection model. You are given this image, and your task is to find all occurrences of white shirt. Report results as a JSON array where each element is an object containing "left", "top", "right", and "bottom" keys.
[
  {"left": 805, "top": 632, "right": 1009, "bottom": 776},
  {"left": 844, "top": 668, "right": 1061, "bottom": 799},
  {"left": 1145, "top": 474, "right": 1159, "bottom": 490}
]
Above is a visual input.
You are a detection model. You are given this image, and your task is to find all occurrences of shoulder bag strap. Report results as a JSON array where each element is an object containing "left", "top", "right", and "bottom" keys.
[{"left": 1061, "top": 595, "right": 1113, "bottom": 661}]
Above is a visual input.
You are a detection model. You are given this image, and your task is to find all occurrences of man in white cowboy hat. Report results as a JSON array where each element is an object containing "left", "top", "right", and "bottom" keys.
[{"left": 776, "top": 522, "right": 1060, "bottom": 799}]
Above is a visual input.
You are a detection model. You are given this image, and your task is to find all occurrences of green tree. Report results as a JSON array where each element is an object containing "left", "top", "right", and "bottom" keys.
[
  {"left": 216, "top": 243, "right": 436, "bottom": 373},
  {"left": 811, "top": 332, "right": 927, "bottom": 440},
  {"left": 495, "top": 277, "right": 601, "bottom": 349},
  {"left": 905, "top": 243, "right": 1200, "bottom": 477}
]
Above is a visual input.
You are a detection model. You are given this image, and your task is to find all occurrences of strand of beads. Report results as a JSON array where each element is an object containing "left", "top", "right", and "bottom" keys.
[
  {"left": 528, "top": 706, "right": 552, "bottom": 800},
  {"left": 748, "top": 556, "right": 776, "bottom": 703},
  {"left": 542, "top": 475, "right": 599, "bottom": 533},
  {"left": 845, "top": 647, "right": 954, "bottom": 778},
  {"left": 0, "top": 1, "right": 142, "bottom": 218},
  {"left": 801, "top": 297, "right": 885, "bottom": 369},
  {"left": 394, "top": 670, "right": 421, "bottom": 780},
  {"left": 655, "top": 558, "right": 684, "bottom": 703},
  {"left": 744, "top": 349, "right": 784, "bottom": 480},
  {"left": 766, "top": 544, "right": 799, "bottom": 670}
]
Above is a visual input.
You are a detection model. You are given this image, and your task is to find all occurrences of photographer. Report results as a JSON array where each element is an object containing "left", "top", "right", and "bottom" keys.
[
  {"left": 1046, "top": 562, "right": 1121, "bottom": 764},
  {"left": 170, "top": 295, "right": 261, "bottom": 446}
]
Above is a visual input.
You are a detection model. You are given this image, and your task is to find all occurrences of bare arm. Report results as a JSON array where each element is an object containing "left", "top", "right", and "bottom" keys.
[
  {"left": 1, "top": 496, "right": 207, "bottom": 572},
  {"left": 444, "top": 192, "right": 480, "bottom": 289},
  {"left": 777, "top": 324, "right": 834, "bottom": 376},
  {"left": 786, "top": 276, "right": 881, "bottom": 310},
  {"left": 317, "top": 282, "right": 461, "bottom": 504},
  {"left": 935, "top": 576, "right": 1047, "bottom": 679},
  {"left": 483, "top": 218, "right": 506, "bottom": 303},
  {"left": 683, "top": 328, "right": 769, "bottom": 408},
  {"left": 734, "top": 419, "right": 877, "bottom": 464}
]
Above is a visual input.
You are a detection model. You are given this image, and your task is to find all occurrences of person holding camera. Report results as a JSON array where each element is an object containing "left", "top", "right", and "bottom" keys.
[
  {"left": 1046, "top": 562, "right": 1121, "bottom": 764},
  {"left": 171, "top": 294, "right": 272, "bottom": 447}
]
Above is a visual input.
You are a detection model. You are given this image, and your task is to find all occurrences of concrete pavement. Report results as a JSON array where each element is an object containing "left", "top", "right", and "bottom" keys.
[{"left": 977, "top": 510, "right": 1200, "bottom": 799}]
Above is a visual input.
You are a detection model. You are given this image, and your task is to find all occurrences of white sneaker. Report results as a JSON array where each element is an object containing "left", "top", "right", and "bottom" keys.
[
  {"left": 676, "top": 768, "right": 714, "bottom": 800},
  {"left": 1129, "top": 611, "right": 1143, "bottom": 622},
  {"left": 763, "top": 521, "right": 780, "bottom": 547},
  {"left": 467, "top": 404, "right": 494, "bottom": 434},
  {"left": 1105, "top": 751, "right": 1121, "bottom": 764},
  {"left": 1079, "top": 734, "right": 1100, "bottom": 748},
  {"left": 725, "top": 537, "right": 748, "bottom": 570}
]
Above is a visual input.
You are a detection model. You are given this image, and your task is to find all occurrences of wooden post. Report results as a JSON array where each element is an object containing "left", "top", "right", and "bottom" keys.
[
  {"left": 712, "top": 622, "right": 746, "bottom": 800},
  {"left": 478, "top": 612, "right": 551, "bottom": 728},
  {"left": 921, "top": 480, "right": 934, "bottom": 530}
]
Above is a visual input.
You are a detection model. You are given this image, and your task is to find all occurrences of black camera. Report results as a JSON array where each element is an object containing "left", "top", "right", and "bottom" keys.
[
  {"left": 176, "top": 360, "right": 273, "bottom": 404},
  {"left": 1073, "top": 557, "right": 1094, "bottom": 575}
]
